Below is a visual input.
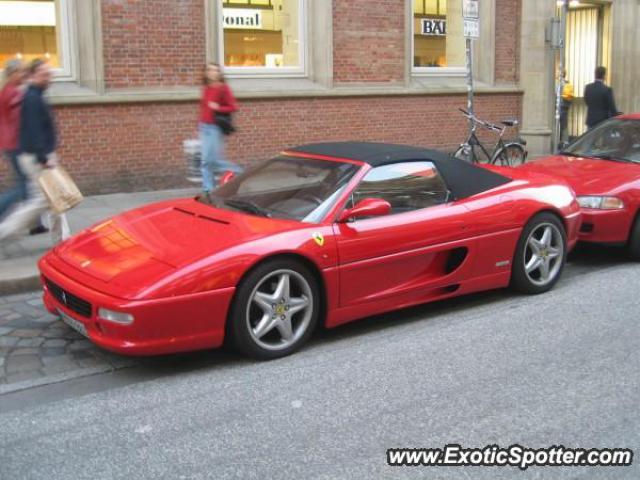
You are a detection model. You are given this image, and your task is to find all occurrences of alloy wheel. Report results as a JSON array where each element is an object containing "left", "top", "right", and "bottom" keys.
[
  {"left": 246, "top": 269, "right": 313, "bottom": 351},
  {"left": 523, "top": 223, "right": 564, "bottom": 287}
]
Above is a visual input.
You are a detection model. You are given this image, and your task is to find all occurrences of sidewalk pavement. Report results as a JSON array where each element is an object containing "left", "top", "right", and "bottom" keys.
[
  {"left": 0, "top": 188, "right": 199, "bottom": 394},
  {"left": 0, "top": 187, "right": 199, "bottom": 295}
]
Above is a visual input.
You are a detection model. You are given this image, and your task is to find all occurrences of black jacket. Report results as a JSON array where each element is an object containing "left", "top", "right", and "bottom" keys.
[
  {"left": 584, "top": 80, "right": 618, "bottom": 128},
  {"left": 19, "top": 85, "right": 57, "bottom": 163}
]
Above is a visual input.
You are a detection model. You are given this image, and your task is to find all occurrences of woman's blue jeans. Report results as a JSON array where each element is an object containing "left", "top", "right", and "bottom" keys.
[
  {"left": 199, "top": 122, "right": 242, "bottom": 193},
  {"left": 0, "top": 150, "right": 28, "bottom": 219}
]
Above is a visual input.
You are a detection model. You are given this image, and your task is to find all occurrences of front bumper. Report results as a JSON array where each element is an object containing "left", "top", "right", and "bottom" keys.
[
  {"left": 578, "top": 208, "right": 632, "bottom": 244},
  {"left": 40, "top": 256, "right": 235, "bottom": 356}
]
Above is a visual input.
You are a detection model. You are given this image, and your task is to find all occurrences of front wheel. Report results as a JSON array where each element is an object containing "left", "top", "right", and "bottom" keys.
[
  {"left": 228, "top": 259, "right": 320, "bottom": 359},
  {"left": 492, "top": 143, "right": 526, "bottom": 166},
  {"left": 511, "top": 213, "right": 567, "bottom": 294}
]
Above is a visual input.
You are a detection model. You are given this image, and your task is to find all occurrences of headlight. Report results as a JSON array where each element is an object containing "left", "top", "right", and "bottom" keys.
[
  {"left": 577, "top": 196, "right": 624, "bottom": 210},
  {"left": 98, "top": 308, "right": 134, "bottom": 325}
]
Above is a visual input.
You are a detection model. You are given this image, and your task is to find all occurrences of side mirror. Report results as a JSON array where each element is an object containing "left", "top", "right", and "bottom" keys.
[
  {"left": 338, "top": 198, "right": 391, "bottom": 223},
  {"left": 219, "top": 171, "right": 235, "bottom": 186}
]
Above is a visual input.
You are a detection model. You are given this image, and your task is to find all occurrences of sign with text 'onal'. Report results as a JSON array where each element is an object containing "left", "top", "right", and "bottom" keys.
[
  {"left": 421, "top": 18, "right": 446, "bottom": 36},
  {"left": 222, "top": 8, "right": 263, "bottom": 29}
]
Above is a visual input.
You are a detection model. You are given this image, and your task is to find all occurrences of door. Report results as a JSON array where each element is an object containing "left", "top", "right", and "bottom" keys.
[
  {"left": 564, "top": 2, "right": 612, "bottom": 138},
  {"left": 333, "top": 161, "right": 476, "bottom": 308}
]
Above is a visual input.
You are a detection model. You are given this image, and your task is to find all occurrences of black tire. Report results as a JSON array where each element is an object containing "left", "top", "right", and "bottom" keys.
[
  {"left": 228, "top": 258, "right": 320, "bottom": 360},
  {"left": 511, "top": 213, "right": 567, "bottom": 294},
  {"left": 628, "top": 214, "right": 640, "bottom": 261},
  {"left": 492, "top": 143, "right": 526, "bottom": 166}
]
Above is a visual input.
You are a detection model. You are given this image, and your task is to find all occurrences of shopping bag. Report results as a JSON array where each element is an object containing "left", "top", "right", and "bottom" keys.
[{"left": 37, "top": 166, "right": 84, "bottom": 214}]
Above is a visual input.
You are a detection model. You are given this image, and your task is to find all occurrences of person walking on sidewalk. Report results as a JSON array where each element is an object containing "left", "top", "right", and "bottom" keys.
[
  {"left": 0, "top": 59, "right": 69, "bottom": 245},
  {"left": 0, "top": 59, "right": 28, "bottom": 219},
  {"left": 199, "top": 63, "right": 241, "bottom": 197},
  {"left": 584, "top": 66, "right": 619, "bottom": 130}
]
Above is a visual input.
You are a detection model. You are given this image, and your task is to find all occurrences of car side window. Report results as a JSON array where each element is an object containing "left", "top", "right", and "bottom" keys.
[{"left": 352, "top": 162, "right": 450, "bottom": 215}]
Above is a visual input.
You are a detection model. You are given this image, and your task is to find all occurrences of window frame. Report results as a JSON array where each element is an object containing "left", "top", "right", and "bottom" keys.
[
  {"left": 215, "top": 0, "right": 308, "bottom": 78},
  {"left": 410, "top": 0, "right": 467, "bottom": 77},
  {"left": 53, "top": 0, "right": 76, "bottom": 81}
]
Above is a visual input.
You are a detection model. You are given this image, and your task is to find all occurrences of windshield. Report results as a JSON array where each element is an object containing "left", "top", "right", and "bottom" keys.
[
  {"left": 563, "top": 119, "right": 640, "bottom": 164},
  {"left": 201, "top": 155, "right": 359, "bottom": 223}
]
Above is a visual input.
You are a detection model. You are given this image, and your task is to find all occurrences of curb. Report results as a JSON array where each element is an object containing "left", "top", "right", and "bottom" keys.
[
  {"left": 0, "top": 365, "right": 116, "bottom": 396},
  {"left": 0, "top": 273, "right": 41, "bottom": 296}
]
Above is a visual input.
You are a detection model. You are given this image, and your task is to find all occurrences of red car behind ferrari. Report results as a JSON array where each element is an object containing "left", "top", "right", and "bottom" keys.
[
  {"left": 521, "top": 114, "right": 640, "bottom": 259},
  {"left": 39, "top": 143, "right": 581, "bottom": 359}
]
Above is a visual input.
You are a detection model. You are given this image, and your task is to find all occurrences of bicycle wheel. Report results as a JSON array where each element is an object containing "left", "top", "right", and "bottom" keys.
[
  {"left": 492, "top": 143, "right": 526, "bottom": 166},
  {"left": 453, "top": 144, "right": 474, "bottom": 163}
]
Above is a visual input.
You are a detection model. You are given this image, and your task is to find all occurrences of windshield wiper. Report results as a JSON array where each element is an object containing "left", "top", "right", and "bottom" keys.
[
  {"left": 590, "top": 154, "right": 634, "bottom": 163},
  {"left": 225, "top": 199, "right": 272, "bottom": 217},
  {"left": 559, "top": 151, "right": 582, "bottom": 157}
]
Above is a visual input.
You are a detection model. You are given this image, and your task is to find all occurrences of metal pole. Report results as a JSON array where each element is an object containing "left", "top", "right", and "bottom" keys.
[
  {"left": 554, "top": 0, "right": 569, "bottom": 152},
  {"left": 465, "top": 36, "right": 475, "bottom": 134}
]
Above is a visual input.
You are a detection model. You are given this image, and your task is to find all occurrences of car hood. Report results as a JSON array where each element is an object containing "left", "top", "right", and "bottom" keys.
[
  {"left": 54, "top": 198, "right": 302, "bottom": 294},
  {"left": 520, "top": 155, "right": 640, "bottom": 195}
]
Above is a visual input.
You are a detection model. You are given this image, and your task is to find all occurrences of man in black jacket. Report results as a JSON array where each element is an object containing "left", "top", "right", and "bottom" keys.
[
  {"left": 584, "top": 66, "right": 619, "bottom": 129},
  {"left": 0, "top": 59, "right": 69, "bottom": 245}
]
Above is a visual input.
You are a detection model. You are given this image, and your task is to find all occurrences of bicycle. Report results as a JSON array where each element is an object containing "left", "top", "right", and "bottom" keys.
[{"left": 453, "top": 108, "right": 527, "bottom": 166}]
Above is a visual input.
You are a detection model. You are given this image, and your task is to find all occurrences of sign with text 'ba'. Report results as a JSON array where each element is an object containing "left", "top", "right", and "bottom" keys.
[
  {"left": 421, "top": 18, "right": 446, "bottom": 36},
  {"left": 222, "top": 8, "right": 263, "bottom": 29}
]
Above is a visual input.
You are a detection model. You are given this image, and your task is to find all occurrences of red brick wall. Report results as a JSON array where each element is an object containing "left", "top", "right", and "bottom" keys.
[
  {"left": 101, "top": 0, "right": 205, "bottom": 88},
  {"left": 495, "top": 0, "right": 521, "bottom": 84},
  {"left": 0, "top": 94, "right": 521, "bottom": 194},
  {"left": 333, "top": 0, "right": 406, "bottom": 83},
  {"left": 0, "top": 1, "right": 525, "bottom": 195}
]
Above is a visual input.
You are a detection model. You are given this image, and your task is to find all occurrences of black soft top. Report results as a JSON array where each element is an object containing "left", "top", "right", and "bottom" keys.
[{"left": 288, "top": 142, "right": 512, "bottom": 199}]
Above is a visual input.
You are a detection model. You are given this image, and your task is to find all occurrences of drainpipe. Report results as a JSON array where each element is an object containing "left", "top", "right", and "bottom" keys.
[{"left": 553, "top": 0, "right": 569, "bottom": 153}]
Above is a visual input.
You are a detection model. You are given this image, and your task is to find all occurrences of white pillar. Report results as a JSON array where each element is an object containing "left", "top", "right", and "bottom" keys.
[
  {"left": 519, "top": 0, "right": 557, "bottom": 156},
  {"left": 610, "top": 0, "right": 640, "bottom": 114}
]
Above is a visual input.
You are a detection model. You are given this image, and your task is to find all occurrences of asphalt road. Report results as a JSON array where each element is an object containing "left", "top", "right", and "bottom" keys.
[{"left": 1, "top": 245, "right": 639, "bottom": 480}]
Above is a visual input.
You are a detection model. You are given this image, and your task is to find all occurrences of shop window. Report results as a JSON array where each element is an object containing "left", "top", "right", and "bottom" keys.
[
  {"left": 412, "top": 0, "right": 465, "bottom": 73},
  {"left": 0, "top": 0, "right": 75, "bottom": 79},
  {"left": 219, "top": 0, "right": 305, "bottom": 74}
]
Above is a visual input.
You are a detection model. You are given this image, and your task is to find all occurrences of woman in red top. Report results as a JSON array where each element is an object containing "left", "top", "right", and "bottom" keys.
[
  {"left": 199, "top": 63, "right": 241, "bottom": 194},
  {"left": 0, "top": 59, "right": 28, "bottom": 219}
]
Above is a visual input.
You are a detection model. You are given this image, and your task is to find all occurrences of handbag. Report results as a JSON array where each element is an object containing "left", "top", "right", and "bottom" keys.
[
  {"left": 37, "top": 165, "right": 84, "bottom": 214},
  {"left": 215, "top": 112, "right": 236, "bottom": 136}
]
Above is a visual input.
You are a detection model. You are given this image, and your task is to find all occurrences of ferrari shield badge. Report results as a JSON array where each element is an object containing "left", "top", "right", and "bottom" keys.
[{"left": 312, "top": 232, "right": 324, "bottom": 247}]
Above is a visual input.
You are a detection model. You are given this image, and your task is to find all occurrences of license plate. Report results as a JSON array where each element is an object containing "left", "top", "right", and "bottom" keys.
[{"left": 59, "top": 310, "right": 89, "bottom": 338}]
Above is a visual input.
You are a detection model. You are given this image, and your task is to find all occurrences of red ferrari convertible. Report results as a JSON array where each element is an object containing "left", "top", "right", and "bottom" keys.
[
  {"left": 521, "top": 114, "right": 640, "bottom": 259},
  {"left": 39, "top": 143, "right": 581, "bottom": 359}
]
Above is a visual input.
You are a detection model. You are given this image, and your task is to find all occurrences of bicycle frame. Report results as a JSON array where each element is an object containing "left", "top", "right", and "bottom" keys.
[
  {"left": 464, "top": 130, "right": 507, "bottom": 163},
  {"left": 458, "top": 109, "right": 513, "bottom": 164}
]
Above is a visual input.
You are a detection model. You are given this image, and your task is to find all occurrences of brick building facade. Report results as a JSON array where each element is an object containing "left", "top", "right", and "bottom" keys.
[{"left": 1, "top": 0, "right": 523, "bottom": 195}]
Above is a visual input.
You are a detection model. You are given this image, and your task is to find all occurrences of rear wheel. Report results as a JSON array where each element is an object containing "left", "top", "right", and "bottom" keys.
[
  {"left": 511, "top": 213, "right": 567, "bottom": 294},
  {"left": 492, "top": 143, "right": 526, "bottom": 166},
  {"left": 229, "top": 259, "right": 319, "bottom": 359},
  {"left": 628, "top": 215, "right": 640, "bottom": 261}
]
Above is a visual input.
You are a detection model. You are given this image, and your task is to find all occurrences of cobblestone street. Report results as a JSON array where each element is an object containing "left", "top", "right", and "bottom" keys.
[{"left": 0, "top": 291, "right": 137, "bottom": 393}]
